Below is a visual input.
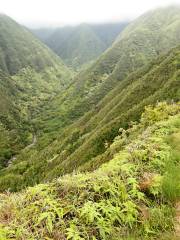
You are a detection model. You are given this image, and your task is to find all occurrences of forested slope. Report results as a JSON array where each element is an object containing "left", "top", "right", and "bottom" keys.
[
  {"left": 35, "top": 6, "right": 180, "bottom": 135},
  {"left": 0, "top": 71, "right": 30, "bottom": 169},
  {"left": 0, "top": 6, "right": 179, "bottom": 192},
  {"left": 0, "top": 14, "right": 68, "bottom": 74},
  {"left": 1, "top": 40, "right": 179, "bottom": 191},
  {"left": 0, "top": 14, "right": 72, "bottom": 108},
  {"left": 0, "top": 14, "right": 72, "bottom": 167}
]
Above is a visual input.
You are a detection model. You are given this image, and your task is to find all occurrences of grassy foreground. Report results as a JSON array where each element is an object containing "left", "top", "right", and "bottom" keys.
[{"left": 0, "top": 102, "right": 180, "bottom": 239}]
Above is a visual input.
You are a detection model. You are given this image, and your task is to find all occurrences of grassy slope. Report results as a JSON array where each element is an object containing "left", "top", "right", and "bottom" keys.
[
  {"left": 47, "top": 45, "right": 180, "bottom": 176},
  {"left": 0, "top": 103, "right": 179, "bottom": 239}
]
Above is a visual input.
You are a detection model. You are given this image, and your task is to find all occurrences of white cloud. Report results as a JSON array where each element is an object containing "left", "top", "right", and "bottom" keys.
[{"left": 0, "top": 0, "right": 179, "bottom": 27}]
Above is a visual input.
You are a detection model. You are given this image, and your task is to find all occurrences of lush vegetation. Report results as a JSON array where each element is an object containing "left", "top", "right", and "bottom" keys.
[
  {"left": 0, "top": 14, "right": 73, "bottom": 168},
  {"left": 0, "top": 6, "right": 180, "bottom": 239},
  {"left": 0, "top": 14, "right": 69, "bottom": 75},
  {"left": 34, "top": 6, "right": 180, "bottom": 138},
  {"left": 32, "top": 22, "right": 128, "bottom": 70},
  {"left": 0, "top": 102, "right": 179, "bottom": 239},
  {"left": 2, "top": 44, "right": 178, "bottom": 189},
  {"left": 13, "top": 65, "right": 72, "bottom": 115},
  {"left": 0, "top": 70, "right": 32, "bottom": 168},
  {"left": 0, "top": 6, "right": 179, "bottom": 191},
  {"left": 0, "top": 13, "right": 73, "bottom": 109}
]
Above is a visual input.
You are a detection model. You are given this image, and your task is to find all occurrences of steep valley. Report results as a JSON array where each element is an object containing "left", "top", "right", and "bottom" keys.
[
  {"left": 2, "top": 6, "right": 179, "bottom": 189},
  {"left": 0, "top": 5, "right": 179, "bottom": 240},
  {"left": 0, "top": 14, "right": 73, "bottom": 168},
  {"left": 32, "top": 22, "right": 129, "bottom": 70}
]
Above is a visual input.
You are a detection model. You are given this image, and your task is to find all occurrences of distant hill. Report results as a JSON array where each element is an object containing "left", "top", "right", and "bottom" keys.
[
  {"left": 2, "top": 6, "right": 180, "bottom": 190},
  {"left": 31, "top": 27, "right": 55, "bottom": 42},
  {"left": 31, "top": 22, "right": 128, "bottom": 69}
]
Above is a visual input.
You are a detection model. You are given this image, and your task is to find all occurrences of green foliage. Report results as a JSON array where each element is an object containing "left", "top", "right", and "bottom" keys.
[
  {"left": 13, "top": 65, "right": 72, "bottom": 113},
  {"left": 6, "top": 44, "right": 180, "bottom": 186},
  {"left": 142, "top": 205, "right": 174, "bottom": 236},
  {"left": 0, "top": 14, "right": 73, "bottom": 169},
  {"left": 162, "top": 131, "right": 180, "bottom": 202},
  {"left": 0, "top": 7, "right": 180, "bottom": 239},
  {"left": 0, "top": 70, "right": 33, "bottom": 167},
  {"left": 162, "top": 165, "right": 180, "bottom": 202},
  {"left": 0, "top": 103, "right": 179, "bottom": 239},
  {"left": 15, "top": 6, "right": 180, "bottom": 183},
  {"left": 0, "top": 14, "right": 70, "bottom": 75},
  {"left": 141, "top": 102, "right": 180, "bottom": 126}
]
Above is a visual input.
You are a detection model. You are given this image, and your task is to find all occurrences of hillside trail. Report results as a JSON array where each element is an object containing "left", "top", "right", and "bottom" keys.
[
  {"left": 7, "top": 133, "right": 37, "bottom": 167},
  {"left": 24, "top": 134, "right": 37, "bottom": 150}
]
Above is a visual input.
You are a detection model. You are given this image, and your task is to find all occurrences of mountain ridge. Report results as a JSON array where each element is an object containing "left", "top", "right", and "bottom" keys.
[
  {"left": 32, "top": 22, "right": 128, "bottom": 69},
  {"left": 34, "top": 6, "right": 180, "bottom": 136}
]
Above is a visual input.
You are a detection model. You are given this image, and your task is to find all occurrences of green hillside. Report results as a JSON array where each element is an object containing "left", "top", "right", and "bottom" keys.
[
  {"left": 32, "top": 22, "right": 128, "bottom": 69},
  {"left": 0, "top": 15, "right": 72, "bottom": 167},
  {"left": 0, "top": 6, "right": 179, "bottom": 185},
  {"left": 1, "top": 41, "right": 179, "bottom": 191},
  {"left": 35, "top": 6, "right": 180, "bottom": 135},
  {"left": 0, "top": 6, "right": 179, "bottom": 190},
  {"left": 31, "top": 7, "right": 180, "bottom": 144},
  {"left": 43, "top": 45, "right": 180, "bottom": 177},
  {"left": 50, "top": 24, "right": 106, "bottom": 69},
  {"left": 91, "top": 22, "right": 128, "bottom": 46},
  {"left": 0, "top": 14, "right": 72, "bottom": 109},
  {"left": 0, "top": 14, "right": 68, "bottom": 74},
  {"left": 0, "top": 5, "right": 179, "bottom": 239},
  {"left": 0, "top": 103, "right": 179, "bottom": 239},
  {"left": 0, "top": 71, "right": 30, "bottom": 169}
]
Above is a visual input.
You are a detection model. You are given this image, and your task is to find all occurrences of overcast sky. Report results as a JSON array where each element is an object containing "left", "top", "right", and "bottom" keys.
[{"left": 0, "top": 0, "right": 179, "bottom": 28}]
